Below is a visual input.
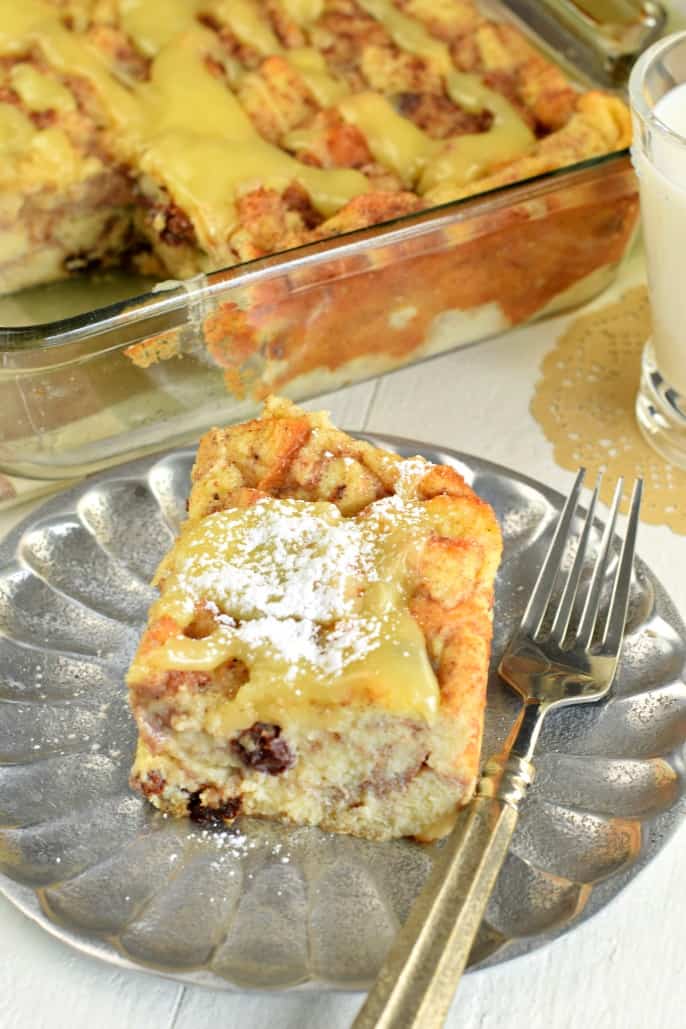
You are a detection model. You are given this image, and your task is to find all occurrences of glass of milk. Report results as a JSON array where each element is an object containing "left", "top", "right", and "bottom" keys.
[{"left": 630, "top": 31, "right": 686, "bottom": 468}]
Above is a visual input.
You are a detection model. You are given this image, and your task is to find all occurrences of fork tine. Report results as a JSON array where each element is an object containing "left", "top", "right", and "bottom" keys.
[
  {"left": 549, "top": 473, "right": 602, "bottom": 645},
  {"left": 601, "top": 479, "right": 643, "bottom": 656},
  {"left": 520, "top": 469, "right": 585, "bottom": 638},
  {"left": 576, "top": 477, "right": 623, "bottom": 648}
]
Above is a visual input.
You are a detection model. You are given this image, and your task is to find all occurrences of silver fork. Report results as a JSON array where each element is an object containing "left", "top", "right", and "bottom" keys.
[{"left": 353, "top": 470, "right": 643, "bottom": 1029}]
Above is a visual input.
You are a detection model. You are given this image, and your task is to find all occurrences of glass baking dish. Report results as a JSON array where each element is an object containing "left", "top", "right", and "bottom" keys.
[
  {"left": 505, "top": 0, "right": 666, "bottom": 85},
  {"left": 0, "top": 0, "right": 645, "bottom": 505},
  {"left": 0, "top": 149, "right": 639, "bottom": 497}
]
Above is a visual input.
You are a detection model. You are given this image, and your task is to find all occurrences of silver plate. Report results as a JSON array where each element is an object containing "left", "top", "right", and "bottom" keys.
[{"left": 0, "top": 439, "right": 685, "bottom": 991}]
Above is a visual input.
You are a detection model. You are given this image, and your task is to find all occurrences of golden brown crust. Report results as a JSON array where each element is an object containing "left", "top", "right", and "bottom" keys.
[{"left": 127, "top": 397, "right": 502, "bottom": 838}]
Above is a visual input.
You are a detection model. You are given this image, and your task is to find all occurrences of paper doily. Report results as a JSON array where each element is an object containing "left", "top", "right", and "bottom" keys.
[{"left": 531, "top": 285, "right": 686, "bottom": 534}]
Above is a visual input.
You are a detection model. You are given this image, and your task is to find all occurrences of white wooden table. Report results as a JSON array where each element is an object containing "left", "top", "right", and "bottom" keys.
[{"left": 2, "top": 247, "right": 685, "bottom": 1029}]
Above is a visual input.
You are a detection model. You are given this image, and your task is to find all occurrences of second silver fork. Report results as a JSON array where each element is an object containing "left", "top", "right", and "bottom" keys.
[{"left": 353, "top": 469, "right": 643, "bottom": 1029}]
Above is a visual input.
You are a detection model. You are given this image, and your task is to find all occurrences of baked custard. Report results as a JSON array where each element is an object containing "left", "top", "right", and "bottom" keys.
[
  {"left": 127, "top": 397, "right": 502, "bottom": 840},
  {"left": 0, "top": 0, "right": 631, "bottom": 294}
]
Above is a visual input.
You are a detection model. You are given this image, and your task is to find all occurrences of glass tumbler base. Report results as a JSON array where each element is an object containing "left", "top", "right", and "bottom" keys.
[{"left": 636, "top": 340, "right": 686, "bottom": 469}]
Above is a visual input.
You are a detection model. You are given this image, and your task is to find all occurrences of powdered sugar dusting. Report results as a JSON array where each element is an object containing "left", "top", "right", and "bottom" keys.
[
  {"left": 188, "top": 501, "right": 374, "bottom": 624},
  {"left": 395, "top": 456, "right": 429, "bottom": 498},
  {"left": 163, "top": 492, "right": 429, "bottom": 681},
  {"left": 236, "top": 613, "right": 382, "bottom": 681}
]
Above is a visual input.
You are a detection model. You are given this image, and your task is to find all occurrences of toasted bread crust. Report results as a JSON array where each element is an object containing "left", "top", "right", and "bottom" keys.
[{"left": 127, "top": 397, "right": 502, "bottom": 840}]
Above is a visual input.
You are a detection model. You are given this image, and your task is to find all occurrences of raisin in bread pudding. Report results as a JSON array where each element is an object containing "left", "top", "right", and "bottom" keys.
[{"left": 127, "top": 397, "right": 502, "bottom": 841}]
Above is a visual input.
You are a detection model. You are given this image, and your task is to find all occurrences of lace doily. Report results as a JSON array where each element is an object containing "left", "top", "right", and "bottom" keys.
[{"left": 531, "top": 285, "right": 686, "bottom": 534}]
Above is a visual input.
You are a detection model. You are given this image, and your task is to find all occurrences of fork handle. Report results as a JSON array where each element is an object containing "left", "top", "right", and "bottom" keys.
[{"left": 352, "top": 753, "right": 535, "bottom": 1029}]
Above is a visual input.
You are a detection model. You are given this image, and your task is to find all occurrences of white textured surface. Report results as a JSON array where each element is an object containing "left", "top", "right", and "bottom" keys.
[{"left": 3, "top": 258, "right": 686, "bottom": 1027}]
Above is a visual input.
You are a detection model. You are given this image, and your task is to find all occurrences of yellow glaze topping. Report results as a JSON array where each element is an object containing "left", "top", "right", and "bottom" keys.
[
  {"left": 0, "top": 2, "right": 368, "bottom": 246},
  {"left": 288, "top": 47, "right": 347, "bottom": 108},
  {"left": 26, "top": 126, "right": 96, "bottom": 188},
  {"left": 278, "top": 0, "right": 324, "bottom": 26},
  {"left": 338, "top": 91, "right": 436, "bottom": 187},
  {"left": 119, "top": 0, "right": 199, "bottom": 57},
  {"left": 0, "top": 0, "right": 536, "bottom": 238},
  {"left": 354, "top": 0, "right": 535, "bottom": 187},
  {"left": 0, "top": 3, "right": 139, "bottom": 129},
  {"left": 432, "top": 73, "right": 535, "bottom": 188},
  {"left": 357, "top": 0, "right": 454, "bottom": 75},
  {"left": 337, "top": 82, "right": 533, "bottom": 191},
  {"left": 0, "top": 102, "right": 36, "bottom": 156},
  {"left": 213, "top": 0, "right": 281, "bottom": 55},
  {"left": 129, "top": 497, "right": 439, "bottom": 731},
  {"left": 9, "top": 63, "right": 76, "bottom": 113},
  {"left": 136, "top": 28, "right": 367, "bottom": 240},
  {"left": 0, "top": 100, "right": 100, "bottom": 188}
]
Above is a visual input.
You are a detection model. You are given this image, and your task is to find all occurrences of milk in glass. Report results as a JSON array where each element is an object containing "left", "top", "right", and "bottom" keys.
[{"left": 634, "top": 83, "right": 686, "bottom": 396}]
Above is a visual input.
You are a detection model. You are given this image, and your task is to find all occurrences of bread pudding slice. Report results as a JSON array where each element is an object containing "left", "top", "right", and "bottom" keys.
[{"left": 127, "top": 397, "right": 502, "bottom": 841}]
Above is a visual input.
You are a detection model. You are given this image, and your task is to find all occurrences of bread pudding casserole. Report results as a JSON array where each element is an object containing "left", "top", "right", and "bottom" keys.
[
  {"left": 0, "top": 0, "right": 631, "bottom": 295},
  {"left": 126, "top": 397, "right": 502, "bottom": 841}
]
